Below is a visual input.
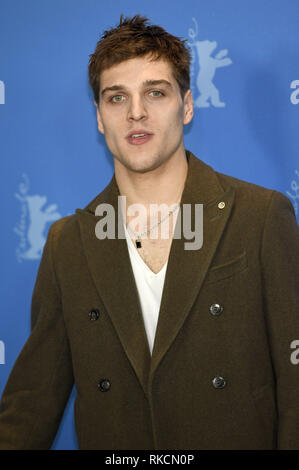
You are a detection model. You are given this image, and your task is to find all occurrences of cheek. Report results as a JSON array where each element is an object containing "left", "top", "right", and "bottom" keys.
[
  {"left": 101, "top": 116, "right": 119, "bottom": 138},
  {"left": 100, "top": 106, "right": 120, "bottom": 128},
  {"left": 162, "top": 108, "right": 184, "bottom": 134}
]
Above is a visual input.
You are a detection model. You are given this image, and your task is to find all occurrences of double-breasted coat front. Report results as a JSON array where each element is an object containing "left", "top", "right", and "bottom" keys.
[{"left": 0, "top": 150, "right": 299, "bottom": 449}]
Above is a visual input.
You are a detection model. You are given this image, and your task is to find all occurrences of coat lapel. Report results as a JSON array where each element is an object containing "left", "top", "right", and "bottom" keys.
[
  {"left": 149, "top": 152, "right": 235, "bottom": 380},
  {"left": 75, "top": 177, "right": 152, "bottom": 398},
  {"left": 75, "top": 150, "right": 235, "bottom": 397}
]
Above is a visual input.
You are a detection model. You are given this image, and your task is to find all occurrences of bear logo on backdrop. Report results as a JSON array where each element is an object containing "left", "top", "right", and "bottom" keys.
[
  {"left": 14, "top": 173, "right": 62, "bottom": 262},
  {"left": 188, "top": 17, "right": 232, "bottom": 108}
]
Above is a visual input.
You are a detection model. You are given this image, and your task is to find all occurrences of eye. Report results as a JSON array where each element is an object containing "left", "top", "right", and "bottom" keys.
[
  {"left": 149, "top": 90, "right": 164, "bottom": 97},
  {"left": 110, "top": 95, "right": 124, "bottom": 103}
]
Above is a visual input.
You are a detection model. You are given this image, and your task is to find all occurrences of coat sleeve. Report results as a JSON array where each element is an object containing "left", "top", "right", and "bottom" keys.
[
  {"left": 0, "top": 220, "right": 74, "bottom": 450},
  {"left": 261, "top": 190, "right": 299, "bottom": 450}
]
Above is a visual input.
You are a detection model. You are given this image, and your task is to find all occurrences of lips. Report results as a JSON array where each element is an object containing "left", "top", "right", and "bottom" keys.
[
  {"left": 126, "top": 129, "right": 153, "bottom": 146},
  {"left": 127, "top": 134, "right": 153, "bottom": 146},
  {"left": 126, "top": 129, "right": 153, "bottom": 138}
]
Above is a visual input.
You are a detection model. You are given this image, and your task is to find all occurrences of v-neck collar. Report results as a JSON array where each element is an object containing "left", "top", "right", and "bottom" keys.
[{"left": 123, "top": 221, "right": 168, "bottom": 277}]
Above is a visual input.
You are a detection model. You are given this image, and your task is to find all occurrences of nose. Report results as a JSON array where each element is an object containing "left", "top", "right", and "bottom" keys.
[{"left": 127, "top": 94, "right": 147, "bottom": 121}]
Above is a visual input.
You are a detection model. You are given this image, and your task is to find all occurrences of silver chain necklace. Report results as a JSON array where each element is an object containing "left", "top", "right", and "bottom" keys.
[{"left": 126, "top": 203, "right": 180, "bottom": 248}]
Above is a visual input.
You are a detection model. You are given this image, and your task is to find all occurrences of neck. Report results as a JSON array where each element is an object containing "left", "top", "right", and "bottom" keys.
[{"left": 114, "top": 149, "right": 189, "bottom": 211}]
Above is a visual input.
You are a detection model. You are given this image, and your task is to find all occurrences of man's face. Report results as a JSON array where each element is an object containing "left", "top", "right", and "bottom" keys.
[{"left": 95, "top": 54, "right": 193, "bottom": 174}]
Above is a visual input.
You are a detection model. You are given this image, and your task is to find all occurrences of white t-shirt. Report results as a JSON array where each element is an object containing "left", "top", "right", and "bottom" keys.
[{"left": 123, "top": 223, "right": 168, "bottom": 355}]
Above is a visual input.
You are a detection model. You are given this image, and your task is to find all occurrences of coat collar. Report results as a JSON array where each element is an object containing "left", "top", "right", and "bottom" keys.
[{"left": 75, "top": 150, "right": 235, "bottom": 398}]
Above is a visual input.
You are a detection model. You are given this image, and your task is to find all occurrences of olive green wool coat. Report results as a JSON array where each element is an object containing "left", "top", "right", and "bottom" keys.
[{"left": 0, "top": 150, "right": 299, "bottom": 450}]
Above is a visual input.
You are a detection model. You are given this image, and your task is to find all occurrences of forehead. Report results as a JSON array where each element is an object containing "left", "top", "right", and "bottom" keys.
[{"left": 99, "top": 55, "right": 177, "bottom": 90}]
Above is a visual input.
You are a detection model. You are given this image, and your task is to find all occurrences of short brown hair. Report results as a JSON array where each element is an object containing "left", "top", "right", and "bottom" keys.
[{"left": 88, "top": 14, "right": 191, "bottom": 105}]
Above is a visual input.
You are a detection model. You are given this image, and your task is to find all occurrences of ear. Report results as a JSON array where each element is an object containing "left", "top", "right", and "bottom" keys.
[
  {"left": 183, "top": 90, "right": 194, "bottom": 125},
  {"left": 94, "top": 100, "right": 105, "bottom": 134}
]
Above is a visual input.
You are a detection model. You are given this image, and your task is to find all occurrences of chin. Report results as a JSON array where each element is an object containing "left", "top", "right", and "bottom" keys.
[
  {"left": 127, "top": 162, "right": 158, "bottom": 174},
  {"left": 121, "top": 153, "right": 162, "bottom": 173}
]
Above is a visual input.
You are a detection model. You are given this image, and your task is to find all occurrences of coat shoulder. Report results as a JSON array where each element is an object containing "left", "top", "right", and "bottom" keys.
[
  {"left": 48, "top": 214, "right": 76, "bottom": 240},
  {"left": 215, "top": 169, "right": 295, "bottom": 214},
  {"left": 217, "top": 169, "right": 272, "bottom": 196},
  {"left": 46, "top": 214, "right": 81, "bottom": 256}
]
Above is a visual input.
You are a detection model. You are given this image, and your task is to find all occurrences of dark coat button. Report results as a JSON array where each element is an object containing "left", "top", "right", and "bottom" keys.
[
  {"left": 89, "top": 309, "right": 100, "bottom": 321},
  {"left": 209, "top": 303, "right": 223, "bottom": 316},
  {"left": 212, "top": 376, "right": 226, "bottom": 389},
  {"left": 98, "top": 378, "right": 111, "bottom": 392}
]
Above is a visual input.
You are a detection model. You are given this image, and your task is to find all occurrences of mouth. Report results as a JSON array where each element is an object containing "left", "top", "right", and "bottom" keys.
[{"left": 126, "top": 131, "right": 153, "bottom": 146}]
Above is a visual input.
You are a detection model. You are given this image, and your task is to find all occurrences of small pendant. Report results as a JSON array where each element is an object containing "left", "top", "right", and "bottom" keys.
[{"left": 136, "top": 240, "right": 142, "bottom": 249}]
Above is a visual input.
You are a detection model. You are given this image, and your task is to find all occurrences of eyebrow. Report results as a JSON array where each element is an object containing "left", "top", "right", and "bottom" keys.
[{"left": 100, "top": 79, "right": 173, "bottom": 98}]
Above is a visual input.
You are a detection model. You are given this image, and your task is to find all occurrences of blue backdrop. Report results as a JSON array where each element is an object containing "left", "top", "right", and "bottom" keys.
[{"left": 0, "top": 0, "right": 298, "bottom": 449}]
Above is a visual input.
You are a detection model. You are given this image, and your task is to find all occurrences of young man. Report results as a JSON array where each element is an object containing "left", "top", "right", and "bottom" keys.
[{"left": 0, "top": 14, "right": 298, "bottom": 450}]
